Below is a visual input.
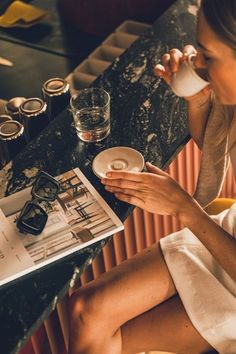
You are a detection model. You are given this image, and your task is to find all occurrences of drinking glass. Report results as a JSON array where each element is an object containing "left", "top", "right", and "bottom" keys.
[{"left": 70, "top": 87, "right": 110, "bottom": 142}]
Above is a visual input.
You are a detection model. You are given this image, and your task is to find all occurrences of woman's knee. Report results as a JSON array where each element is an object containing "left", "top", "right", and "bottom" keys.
[
  {"left": 69, "top": 288, "right": 87, "bottom": 324},
  {"left": 69, "top": 283, "right": 111, "bottom": 332}
]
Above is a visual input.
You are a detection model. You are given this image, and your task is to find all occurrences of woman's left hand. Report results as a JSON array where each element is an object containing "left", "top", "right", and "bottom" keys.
[{"left": 101, "top": 162, "right": 193, "bottom": 217}]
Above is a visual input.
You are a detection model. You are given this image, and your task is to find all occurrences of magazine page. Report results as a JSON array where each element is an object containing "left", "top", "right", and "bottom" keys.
[
  {"left": 0, "top": 168, "right": 124, "bottom": 286},
  {"left": 0, "top": 210, "right": 34, "bottom": 286}
]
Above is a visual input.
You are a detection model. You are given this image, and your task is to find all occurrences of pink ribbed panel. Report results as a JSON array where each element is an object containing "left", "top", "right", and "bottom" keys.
[
  {"left": 20, "top": 139, "right": 236, "bottom": 354},
  {"left": 124, "top": 213, "right": 137, "bottom": 257}
]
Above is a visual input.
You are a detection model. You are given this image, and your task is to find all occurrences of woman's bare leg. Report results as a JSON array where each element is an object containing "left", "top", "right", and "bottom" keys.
[
  {"left": 69, "top": 245, "right": 176, "bottom": 354},
  {"left": 122, "top": 294, "right": 214, "bottom": 354},
  {"left": 68, "top": 242, "right": 213, "bottom": 354},
  {"left": 68, "top": 243, "right": 176, "bottom": 354}
]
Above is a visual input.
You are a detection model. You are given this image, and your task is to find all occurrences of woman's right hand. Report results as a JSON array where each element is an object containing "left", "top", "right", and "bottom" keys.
[{"left": 154, "top": 44, "right": 211, "bottom": 102}]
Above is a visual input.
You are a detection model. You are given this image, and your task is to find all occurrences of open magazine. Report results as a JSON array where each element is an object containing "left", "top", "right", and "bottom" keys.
[{"left": 0, "top": 168, "right": 124, "bottom": 286}]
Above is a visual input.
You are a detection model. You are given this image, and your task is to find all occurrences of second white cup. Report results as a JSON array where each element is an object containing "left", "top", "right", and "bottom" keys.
[{"left": 171, "top": 54, "right": 209, "bottom": 97}]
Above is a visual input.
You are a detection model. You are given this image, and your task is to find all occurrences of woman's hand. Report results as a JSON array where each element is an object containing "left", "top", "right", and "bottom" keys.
[
  {"left": 101, "top": 162, "right": 194, "bottom": 218},
  {"left": 154, "top": 44, "right": 211, "bottom": 102},
  {"left": 154, "top": 45, "right": 213, "bottom": 148}
]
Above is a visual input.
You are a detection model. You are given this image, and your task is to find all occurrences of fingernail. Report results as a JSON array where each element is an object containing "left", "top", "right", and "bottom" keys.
[
  {"left": 154, "top": 65, "right": 164, "bottom": 75},
  {"left": 106, "top": 172, "right": 112, "bottom": 177}
]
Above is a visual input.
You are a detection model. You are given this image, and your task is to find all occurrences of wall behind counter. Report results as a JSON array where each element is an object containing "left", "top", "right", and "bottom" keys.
[{"left": 58, "top": 0, "right": 176, "bottom": 36}]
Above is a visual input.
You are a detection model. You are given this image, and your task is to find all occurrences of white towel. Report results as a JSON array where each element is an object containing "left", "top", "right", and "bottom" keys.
[{"left": 160, "top": 203, "right": 236, "bottom": 353}]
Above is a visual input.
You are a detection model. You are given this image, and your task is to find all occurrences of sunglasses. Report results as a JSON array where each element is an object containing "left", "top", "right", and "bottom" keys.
[{"left": 16, "top": 171, "right": 60, "bottom": 236}]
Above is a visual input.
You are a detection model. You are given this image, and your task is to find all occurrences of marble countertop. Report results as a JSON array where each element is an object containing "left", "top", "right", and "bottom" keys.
[{"left": 0, "top": 0, "right": 199, "bottom": 352}]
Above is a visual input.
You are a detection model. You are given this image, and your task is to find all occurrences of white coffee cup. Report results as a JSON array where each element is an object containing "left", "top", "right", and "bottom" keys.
[{"left": 171, "top": 54, "right": 209, "bottom": 97}]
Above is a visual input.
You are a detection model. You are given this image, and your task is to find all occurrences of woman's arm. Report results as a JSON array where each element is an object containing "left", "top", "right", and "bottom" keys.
[
  {"left": 186, "top": 91, "right": 212, "bottom": 149},
  {"left": 101, "top": 163, "right": 236, "bottom": 282},
  {"left": 154, "top": 45, "right": 212, "bottom": 149}
]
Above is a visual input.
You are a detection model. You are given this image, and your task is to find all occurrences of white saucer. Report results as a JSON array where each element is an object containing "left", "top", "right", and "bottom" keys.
[{"left": 92, "top": 146, "right": 145, "bottom": 179}]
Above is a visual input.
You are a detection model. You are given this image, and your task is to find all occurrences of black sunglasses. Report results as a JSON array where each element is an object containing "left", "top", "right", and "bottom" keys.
[{"left": 16, "top": 171, "right": 60, "bottom": 236}]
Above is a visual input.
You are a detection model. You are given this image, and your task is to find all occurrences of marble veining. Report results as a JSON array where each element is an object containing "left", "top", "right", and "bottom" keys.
[{"left": 0, "top": 162, "right": 12, "bottom": 197}]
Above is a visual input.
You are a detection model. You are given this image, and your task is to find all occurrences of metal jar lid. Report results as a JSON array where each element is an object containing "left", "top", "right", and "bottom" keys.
[
  {"left": 19, "top": 98, "right": 47, "bottom": 117},
  {"left": 5, "top": 97, "right": 26, "bottom": 117},
  {"left": 42, "top": 78, "right": 70, "bottom": 96},
  {"left": 0, "top": 115, "right": 12, "bottom": 125},
  {"left": 0, "top": 120, "right": 24, "bottom": 141}
]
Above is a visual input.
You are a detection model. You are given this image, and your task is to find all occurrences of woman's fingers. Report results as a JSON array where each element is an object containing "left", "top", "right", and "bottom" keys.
[
  {"left": 104, "top": 183, "right": 141, "bottom": 194},
  {"left": 113, "top": 192, "right": 144, "bottom": 208},
  {"left": 161, "top": 53, "right": 171, "bottom": 75},
  {"left": 182, "top": 44, "right": 197, "bottom": 57},
  {"left": 154, "top": 64, "right": 171, "bottom": 84},
  {"left": 162, "top": 48, "right": 184, "bottom": 74},
  {"left": 101, "top": 164, "right": 165, "bottom": 190},
  {"left": 101, "top": 175, "right": 142, "bottom": 191},
  {"left": 154, "top": 47, "right": 188, "bottom": 84},
  {"left": 103, "top": 182, "right": 146, "bottom": 208},
  {"left": 155, "top": 46, "right": 197, "bottom": 75},
  {"left": 168, "top": 48, "right": 184, "bottom": 72},
  {"left": 104, "top": 170, "right": 143, "bottom": 181},
  {"left": 102, "top": 164, "right": 165, "bottom": 190},
  {"left": 145, "top": 162, "right": 165, "bottom": 175}
]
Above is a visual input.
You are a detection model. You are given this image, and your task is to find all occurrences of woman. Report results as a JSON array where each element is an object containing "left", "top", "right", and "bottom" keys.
[{"left": 68, "top": 1, "right": 236, "bottom": 353}]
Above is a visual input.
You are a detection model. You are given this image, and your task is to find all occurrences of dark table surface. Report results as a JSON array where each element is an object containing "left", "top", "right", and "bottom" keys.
[
  {"left": 0, "top": 40, "right": 80, "bottom": 100},
  {"left": 0, "top": 0, "right": 103, "bottom": 100},
  {"left": 0, "top": 0, "right": 103, "bottom": 57},
  {"left": 0, "top": 0, "right": 199, "bottom": 353}
]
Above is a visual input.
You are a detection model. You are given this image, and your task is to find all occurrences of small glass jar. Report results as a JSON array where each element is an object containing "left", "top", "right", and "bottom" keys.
[
  {"left": 42, "top": 78, "right": 71, "bottom": 120},
  {"left": 19, "top": 98, "right": 49, "bottom": 141},
  {"left": 0, "top": 120, "right": 27, "bottom": 168},
  {"left": 5, "top": 97, "right": 26, "bottom": 122},
  {"left": 0, "top": 114, "right": 12, "bottom": 125}
]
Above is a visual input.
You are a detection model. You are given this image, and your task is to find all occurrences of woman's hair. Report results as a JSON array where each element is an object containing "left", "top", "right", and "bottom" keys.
[
  {"left": 201, "top": 0, "right": 236, "bottom": 52},
  {"left": 200, "top": 0, "right": 236, "bottom": 155}
]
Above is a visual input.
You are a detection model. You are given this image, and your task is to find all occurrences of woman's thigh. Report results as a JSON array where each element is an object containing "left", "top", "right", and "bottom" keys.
[
  {"left": 121, "top": 295, "right": 214, "bottom": 354},
  {"left": 70, "top": 242, "right": 177, "bottom": 329}
]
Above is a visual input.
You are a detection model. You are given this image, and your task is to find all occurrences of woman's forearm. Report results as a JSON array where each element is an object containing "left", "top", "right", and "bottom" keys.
[
  {"left": 187, "top": 94, "right": 212, "bottom": 149},
  {"left": 178, "top": 199, "right": 236, "bottom": 282}
]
